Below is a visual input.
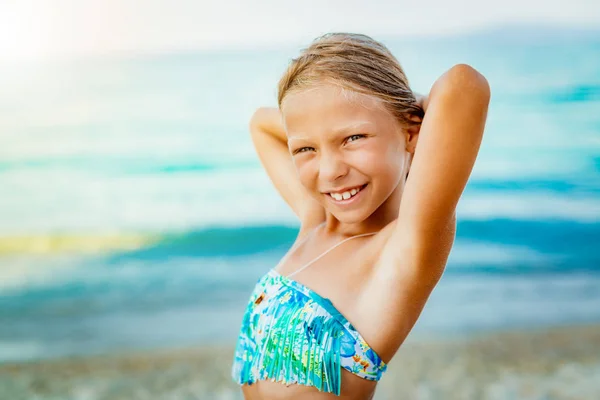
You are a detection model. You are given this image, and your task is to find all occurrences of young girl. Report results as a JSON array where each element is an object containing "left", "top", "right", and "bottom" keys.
[{"left": 231, "top": 33, "right": 490, "bottom": 399}]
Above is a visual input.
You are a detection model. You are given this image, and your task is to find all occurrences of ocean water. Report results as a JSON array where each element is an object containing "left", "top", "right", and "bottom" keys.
[{"left": 0, "top": 29, "right": 599, "bottom": 362}]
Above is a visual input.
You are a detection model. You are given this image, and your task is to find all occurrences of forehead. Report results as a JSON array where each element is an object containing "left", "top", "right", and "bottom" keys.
[{"left": 281, "top": 84, "right": 395, "bottom": 138}]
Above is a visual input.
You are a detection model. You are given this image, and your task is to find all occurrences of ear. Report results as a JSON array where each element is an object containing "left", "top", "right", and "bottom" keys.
[{"left": 405, "top": 115, "right": 421, "bottom": 154}]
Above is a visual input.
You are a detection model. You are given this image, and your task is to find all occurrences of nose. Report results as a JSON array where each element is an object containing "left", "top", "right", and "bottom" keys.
[{"left": 319, "top": 150, "right": 348, "bottom": 183}]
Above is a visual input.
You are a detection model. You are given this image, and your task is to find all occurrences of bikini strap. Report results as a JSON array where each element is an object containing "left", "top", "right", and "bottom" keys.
[
  {"left": 273, "top": 222, "right": 324, "bottom": 271},
  {"left": 286, "top": 226, "right": 378, "bottom": 279}
]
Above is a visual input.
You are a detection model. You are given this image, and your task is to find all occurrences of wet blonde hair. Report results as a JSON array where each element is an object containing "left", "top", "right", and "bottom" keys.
[{"left": 277, "top": 32, "right": 424, "bottom": 128}]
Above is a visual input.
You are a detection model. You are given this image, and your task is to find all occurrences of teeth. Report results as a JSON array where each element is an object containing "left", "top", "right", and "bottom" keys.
[{"left": 329, "top": 185, "right": 363, "bottom": 201}]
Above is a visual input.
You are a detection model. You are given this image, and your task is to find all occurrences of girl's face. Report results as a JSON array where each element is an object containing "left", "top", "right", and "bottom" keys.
[{"left": 281, "top": 83, "right": 413, "bottom": 224}]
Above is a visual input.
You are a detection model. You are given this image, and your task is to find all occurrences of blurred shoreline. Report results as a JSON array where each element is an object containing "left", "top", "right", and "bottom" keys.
[{"left": 1, "top": 323, "right": 599, "bottom": 400}]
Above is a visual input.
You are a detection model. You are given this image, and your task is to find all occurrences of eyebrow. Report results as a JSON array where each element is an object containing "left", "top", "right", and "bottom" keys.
[{"left": 288, "top": 121, "right": 373, "bottom": 142}]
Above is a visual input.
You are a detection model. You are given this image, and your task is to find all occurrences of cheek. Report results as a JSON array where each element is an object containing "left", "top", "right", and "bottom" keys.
[
  {"left": 355, "top": 143, "right": 403, "bottom": 182},
  {"left": 294, "top": 158, "right": 318, "bottom": 188}
]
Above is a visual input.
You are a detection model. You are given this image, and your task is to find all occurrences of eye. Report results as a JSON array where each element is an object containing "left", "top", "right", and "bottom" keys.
[
  {"left": 346, "top": 134, "right": 366, "bottom": 143},
  {"left": 293, "top": 146, "right": 315, "bottom": 155}
]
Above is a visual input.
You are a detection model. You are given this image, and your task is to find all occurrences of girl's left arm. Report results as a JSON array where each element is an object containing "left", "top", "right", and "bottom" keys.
[{"left": 383, "top": 64, "right": 490, "bottom": 274}]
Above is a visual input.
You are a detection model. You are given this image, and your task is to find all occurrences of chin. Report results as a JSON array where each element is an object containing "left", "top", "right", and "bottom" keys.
[{"left": 329, "top": 209, "right": 370, "bottom": 225}]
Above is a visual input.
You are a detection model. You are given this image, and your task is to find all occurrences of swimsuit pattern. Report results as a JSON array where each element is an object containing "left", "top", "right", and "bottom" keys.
[{"left": 231, "top": 268, "right": 387, "bottom": 395}]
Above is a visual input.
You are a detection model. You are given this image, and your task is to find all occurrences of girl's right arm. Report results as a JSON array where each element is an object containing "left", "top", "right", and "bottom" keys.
[{"left": 249, "top": 107, "right": 325, "bottom": 226}]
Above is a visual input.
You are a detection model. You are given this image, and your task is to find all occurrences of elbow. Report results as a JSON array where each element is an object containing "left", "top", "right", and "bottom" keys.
[
  {"left": 249, "top": 107, "right": 280, "bottom": 137},
  {"left": 434, "top": 64, "right": 491, "bottom": 105},
  {"left": 449, "top": 64, "right": 491, "bottom": 103},
  {"left": 248, "top": 107, "right": 264, "bottom": 134},
  {"left": 249, "top": 107, "right": 270, "bottom": 137}
]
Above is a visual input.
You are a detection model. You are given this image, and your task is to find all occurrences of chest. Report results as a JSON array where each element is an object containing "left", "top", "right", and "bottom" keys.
[{"left": 274, "top": 237, "right": 382, "bottom": 311}]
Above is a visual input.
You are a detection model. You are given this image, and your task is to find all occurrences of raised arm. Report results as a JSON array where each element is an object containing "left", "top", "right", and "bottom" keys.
[
  {"left": 384, "top": 64, "right": 490, "bottom": 272},
  {"left": 249, "top": 107, "right": 325, "bottom": 226}
]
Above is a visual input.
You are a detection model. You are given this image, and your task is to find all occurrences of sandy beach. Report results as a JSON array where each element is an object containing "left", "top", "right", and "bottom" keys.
[{"left": 1, "top": 323, "right": 598, "bottom": 400}]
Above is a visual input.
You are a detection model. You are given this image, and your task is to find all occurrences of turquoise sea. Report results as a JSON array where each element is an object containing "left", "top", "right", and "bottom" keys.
[{"left": 0, "top": 27, "right": 599, "bottom": 362}]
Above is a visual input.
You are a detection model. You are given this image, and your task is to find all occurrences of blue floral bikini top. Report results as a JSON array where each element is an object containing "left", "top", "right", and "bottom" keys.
[{"left": 231, "top": 224, "right": 387, "bottom": 396}]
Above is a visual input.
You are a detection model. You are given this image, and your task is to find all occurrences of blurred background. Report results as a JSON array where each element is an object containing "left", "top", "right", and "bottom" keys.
[{"left": 0, "top": 1, "right": 599, "bottom": 399}]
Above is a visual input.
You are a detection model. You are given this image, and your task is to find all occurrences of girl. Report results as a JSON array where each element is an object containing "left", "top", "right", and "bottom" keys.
[{"left": 231, "top": 32, "right": 490, "bottom": 399}]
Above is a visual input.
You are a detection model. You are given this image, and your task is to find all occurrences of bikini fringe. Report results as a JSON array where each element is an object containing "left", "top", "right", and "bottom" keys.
[{"left": 258, "top": 301, "right": 344, "bottom": 395}]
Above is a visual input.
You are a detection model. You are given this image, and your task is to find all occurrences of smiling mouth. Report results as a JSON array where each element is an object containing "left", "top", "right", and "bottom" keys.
[{"left": 327, "top": 184, "right": 368, "bottom": 202}]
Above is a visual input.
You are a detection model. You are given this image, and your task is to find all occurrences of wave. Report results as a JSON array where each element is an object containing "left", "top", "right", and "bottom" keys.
[
  {"left": 0, "top": 225, "right": 303, "bottom": 256},
  {"left": 0, "top": 219, "right": 597, "bottom": 329},
  {"left": 0, "top": 219, "right": 597, "bottom": 269}
]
